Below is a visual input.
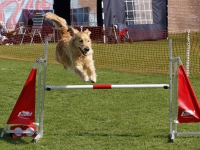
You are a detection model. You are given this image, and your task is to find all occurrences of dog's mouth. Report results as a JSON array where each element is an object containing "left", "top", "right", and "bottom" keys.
[{"left": 79, "top": 47, "right": 89, "bottom": 56}]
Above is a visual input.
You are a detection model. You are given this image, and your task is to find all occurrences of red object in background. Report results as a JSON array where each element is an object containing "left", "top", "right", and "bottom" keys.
[
  {"left": 177, "top": 65, "right": 200, "bottom": 123},
  {"left": 7, "top": 69, "right": 37, "bottom": 125},
  {"left": 118, "top": 29, "right": 128, "bottom": 37}
]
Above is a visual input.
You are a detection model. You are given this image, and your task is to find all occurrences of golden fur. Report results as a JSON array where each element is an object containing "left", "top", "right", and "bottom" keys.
[{"left": 45, "top": 12, "right": 97, "bottom": 83}]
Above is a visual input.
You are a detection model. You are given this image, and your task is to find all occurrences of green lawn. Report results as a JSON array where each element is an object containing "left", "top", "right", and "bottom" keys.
[
  {"left": 0, "top": 32, "right": 200, "bottom": 149},
  {"left": 1, "top": 58, "right": 200, "bottom": 150}
]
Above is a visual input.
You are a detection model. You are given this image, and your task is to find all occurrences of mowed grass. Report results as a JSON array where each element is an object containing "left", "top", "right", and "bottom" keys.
[{"left": 1, "top": 58, "right": 200, "bottom": 150}]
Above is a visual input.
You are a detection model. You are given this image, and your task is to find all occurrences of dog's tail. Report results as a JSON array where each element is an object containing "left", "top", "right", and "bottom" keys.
[
  {"left": 44, "top": 12, "right": 67, "bottom": 28},
  {"left": 44, "top": 12, "right": 70, "bottom": 38}
]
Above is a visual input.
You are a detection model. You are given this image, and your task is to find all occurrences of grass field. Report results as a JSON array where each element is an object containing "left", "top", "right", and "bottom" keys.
[
  {"left": 0, "top": 32, "right": 200, "bottom": 149},
  {"left": 1, "top": 58, "right": 200, "bottom": 150}
]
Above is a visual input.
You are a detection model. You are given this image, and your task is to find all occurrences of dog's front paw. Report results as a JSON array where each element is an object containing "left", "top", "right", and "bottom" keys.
[
  {"left": 90, "top": 77, "right": 96, "bottom": 83},
  {"left": 91, "top": 80, "right": 96, "bottom": 83},
  {"left": 83, "top": 77, "right": 89, "bottom": 82}
]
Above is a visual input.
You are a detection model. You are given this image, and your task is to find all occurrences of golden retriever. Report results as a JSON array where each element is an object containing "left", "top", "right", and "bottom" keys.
[{"left": 44, "top": 12, "right": 97, "bottom": 83}]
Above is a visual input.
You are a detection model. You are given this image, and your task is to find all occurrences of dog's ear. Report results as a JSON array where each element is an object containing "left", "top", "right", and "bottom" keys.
[
  {"left": 68, "top": 27, "right": 79, "bottom": 34},
  {"left": 84, "top": 29, "right": 91, "bottom": 35}
]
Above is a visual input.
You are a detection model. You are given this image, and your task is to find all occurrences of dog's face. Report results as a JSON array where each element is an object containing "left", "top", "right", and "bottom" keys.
[{"left": 69, "top": 28, "right": 92, "bottom": 56}]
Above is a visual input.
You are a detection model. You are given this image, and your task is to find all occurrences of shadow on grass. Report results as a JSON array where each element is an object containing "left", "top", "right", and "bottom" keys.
[
  {"left": 167, "top": 134, "right": 174, "bottom": 143},
  {"left": 65, "top": 132, "right": 172, "bottom": 142},
  {"left": 153, "top": 134, "right": 174, "bottom": 143},
  {"left": 66, "top": 132, "right": 142, "bottom": 138},
  {"left": 0, "top": 128, "right": 33, "bottom": 144}
]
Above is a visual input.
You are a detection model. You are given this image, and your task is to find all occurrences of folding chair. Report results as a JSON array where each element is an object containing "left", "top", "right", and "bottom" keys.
[
  {"left": 52, "top": 22, "right": 61, "bottom": 43},
  {"left": 116, "top": 23, "right": 132, "bottom": 43},
  {"left": 106, "top": 15, "right": 132, "bottom": 43},
  {"left": 20, "top": 12, "right": 44, "bottom": 45},
  {"left": 106, "top": 15, "right": 119, "bottom": 43}
]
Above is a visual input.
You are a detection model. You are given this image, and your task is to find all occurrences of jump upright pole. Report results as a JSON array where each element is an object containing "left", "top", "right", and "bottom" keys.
[
  {"left": 168, "top": 38, "right": 200, "bottom": 142},
  {"left": 33, "top": 39, "right": 49, "bottom": 143}
]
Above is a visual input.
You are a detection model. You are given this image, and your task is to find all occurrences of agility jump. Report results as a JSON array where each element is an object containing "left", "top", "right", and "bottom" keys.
[
  {"left": 2, "top": 39, "right": 199, "bottom": 143},
  {"left": 45, "top": 84, "right": 169, "bottom": 90}
]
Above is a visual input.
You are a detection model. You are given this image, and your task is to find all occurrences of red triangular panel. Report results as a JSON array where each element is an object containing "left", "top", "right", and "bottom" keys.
[
  {"left": 177, "top": 65, "right": 200, "bottom": 123},
  {"left": 7, "top": 69, "right": 37, "bottom": 125}
]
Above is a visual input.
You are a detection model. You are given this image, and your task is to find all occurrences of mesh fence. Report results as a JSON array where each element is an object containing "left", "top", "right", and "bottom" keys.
[{"left": 0, "top": 26, "right": 200, "bottom": 76}]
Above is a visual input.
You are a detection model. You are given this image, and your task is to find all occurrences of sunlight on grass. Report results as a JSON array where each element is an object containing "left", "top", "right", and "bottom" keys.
[{"left": 1, "top": 58, "right": 200, "bottom": 149}]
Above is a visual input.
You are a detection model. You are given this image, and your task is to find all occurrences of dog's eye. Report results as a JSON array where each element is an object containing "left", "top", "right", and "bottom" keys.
[
  {"left": 79, "top": 39, "right": 83, "bottom": 43},
  {"left": 88, "top": 40, "right": 90, "bottom": 42}
]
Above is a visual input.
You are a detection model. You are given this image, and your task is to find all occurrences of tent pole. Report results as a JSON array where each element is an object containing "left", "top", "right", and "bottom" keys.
[{"left": 101, "top": 0, "right": 106, "bottom": 43}]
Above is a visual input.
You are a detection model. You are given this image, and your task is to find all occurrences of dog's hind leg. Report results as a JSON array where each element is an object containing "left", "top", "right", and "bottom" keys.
[
  {"left": 63, "top": 65, "right": 69, "bottom": 71},
  {"left": 75, "top": 66, "right": 89, "bottom": 82}
]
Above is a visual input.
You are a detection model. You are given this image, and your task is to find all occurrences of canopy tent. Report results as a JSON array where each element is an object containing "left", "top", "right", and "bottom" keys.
[
  {"left": 98, "top": 0, "right": 167, "bottom": 29},
  {"left": 53, "top": 0, "right": 168, "bottom": 40},
  {"left": 98, "top": 0, "right": 168, "bottom": 40}
]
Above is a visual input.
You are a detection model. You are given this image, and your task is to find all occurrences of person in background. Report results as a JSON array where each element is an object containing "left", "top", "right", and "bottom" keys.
[
  {"left": 28, "top": 10, "right": 38, "bottom": 26},
  {"left": 28, "top": 13, "right": 34, "bottom": 26},
  {"left": 0, "top": 21, "right": 16, "bottom": 45},
  {"left": 27, "top": 10, "right": 37, "bottom": 32},
  {"left": 0, "top": 21, "right": 10, "bottom": 45}
]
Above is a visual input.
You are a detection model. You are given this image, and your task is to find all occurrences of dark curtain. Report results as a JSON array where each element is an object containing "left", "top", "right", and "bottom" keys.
[
  {"left": 97, "top": 0, "right": 103, "bottom": 26},
  {"left": 53, "top": 0, "right": 70, "bottom": 25},
  {"left": 127, "top": 0, "right": 168, "bottom": 40},
  {"left": 127, "top": 0, "right": 167, "bottom": 31},
  {"left": 101, "top": 0, "right": 125, "bottom": 27}
]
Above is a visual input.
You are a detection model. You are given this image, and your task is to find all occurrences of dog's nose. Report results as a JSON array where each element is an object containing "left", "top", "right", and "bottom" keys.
[{"left": 84, "top": 47, "right": 90, "bottom": 52}]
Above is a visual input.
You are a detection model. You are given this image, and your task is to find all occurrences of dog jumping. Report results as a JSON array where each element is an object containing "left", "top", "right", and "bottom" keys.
[{"left": 44, "top": 12, "right": 97, "bottom": 83}]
